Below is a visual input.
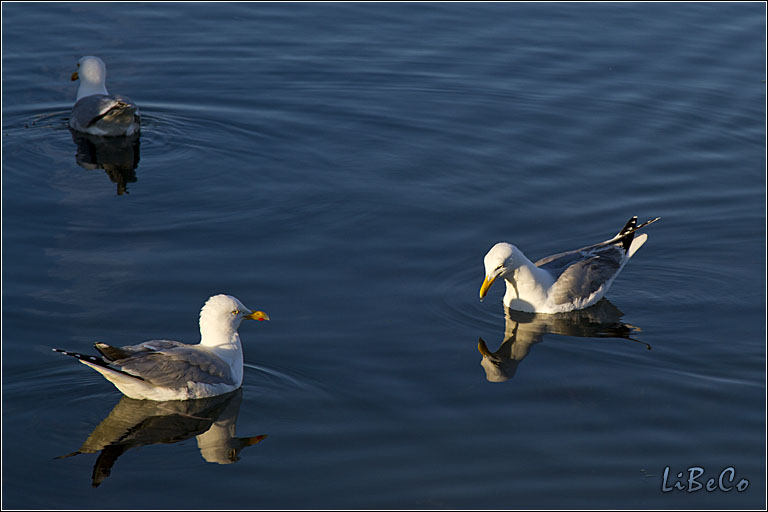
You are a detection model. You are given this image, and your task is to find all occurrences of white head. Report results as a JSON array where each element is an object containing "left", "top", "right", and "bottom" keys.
[
  {"left": 479, "top": 242, "right": 518, "bottom": 300},
  {"left": 198, "top": 294, "right": 269, "bottom": 346},
  {"left": 71, "top": 55, "right": 109, "bottom": 101}
]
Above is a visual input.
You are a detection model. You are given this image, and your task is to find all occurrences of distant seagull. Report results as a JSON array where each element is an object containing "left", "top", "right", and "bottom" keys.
[
  {"left": 54, "top": 294, "right": 270, "bottom": 401},
  {"left": 480, "top": 216, "right": 660, "bottom": 313},
  {"left": 69, "top": 56, "right": 140, "bottom": 136}
]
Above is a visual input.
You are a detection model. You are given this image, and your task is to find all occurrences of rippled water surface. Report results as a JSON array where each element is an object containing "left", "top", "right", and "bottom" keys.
[{"left": 2, "top": 2, "right": 765, "bottom": 509}]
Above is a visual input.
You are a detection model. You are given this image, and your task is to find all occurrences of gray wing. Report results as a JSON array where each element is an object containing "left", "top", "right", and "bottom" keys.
[
  {"left": 536, "top": 215, "right": 659, "bottom": 274},
  {"left": 535, "top": 216, "right": 660, "bottom": 306},
  {"left": 70, "top": 94, "right": 140, "bottom": 133},
  {"left": 108, "top": 340, "right": 236, "bottom": 388},
  {"left": 537, "top": 243, "right": 625, "bottom": 306}
]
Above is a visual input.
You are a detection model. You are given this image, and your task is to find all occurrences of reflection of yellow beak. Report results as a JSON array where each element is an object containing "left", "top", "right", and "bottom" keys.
[
  {"left": 70, "top": 71, "right": 79, "bottom": 81},
  {"left": 242, "top": 434, "right": 268, "bottom": 446},
  {"left": 479, "top": 275, "right": 497, "bottom": 300},
  {"left": 478, "top": 338, "right": 493, "bottom": 357},
  {"left": 245, "top": 310, "right": 270, "bottom": 322}
]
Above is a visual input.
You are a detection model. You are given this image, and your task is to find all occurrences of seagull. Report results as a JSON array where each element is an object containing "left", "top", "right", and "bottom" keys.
[
  {"left": 480, "top": 216, "right": 660, "bottom": 313},
  {"left": 69, "top": 56, "right": 141, "bottom": 136},
  {"left": 53, "top": 294, "right": 269, "bottom": 401}
]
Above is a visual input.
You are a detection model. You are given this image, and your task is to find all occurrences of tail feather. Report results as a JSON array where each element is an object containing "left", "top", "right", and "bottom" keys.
[{"left": 627, "top": 233, "right": 648, "bottom": 258}]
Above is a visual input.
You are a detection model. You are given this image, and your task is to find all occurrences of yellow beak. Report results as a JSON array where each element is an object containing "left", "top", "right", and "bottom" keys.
[
  {"left": 244, "top": 310, "right": 270, "bottom": 322},
  {"left": 71, "top": 71, "right": 79, "bottom": 81},
  {"left": 479, "top": 275, "right": 497, "bottom": 300}
]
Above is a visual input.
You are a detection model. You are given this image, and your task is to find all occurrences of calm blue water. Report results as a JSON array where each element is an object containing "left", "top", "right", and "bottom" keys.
[{"left": 2, "top": 2, "right": 765, "bottom": 509}]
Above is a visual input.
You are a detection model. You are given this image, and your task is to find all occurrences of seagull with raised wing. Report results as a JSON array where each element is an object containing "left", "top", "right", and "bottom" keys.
[
  {"left": 54, "top": 294, "right": 269, "bottom": 401},
  {"left": 69, "top": 56, "right": 140, "bottom": 136},
  {"left": 480, "top": 216, "right": 660, "bottom": 313}
]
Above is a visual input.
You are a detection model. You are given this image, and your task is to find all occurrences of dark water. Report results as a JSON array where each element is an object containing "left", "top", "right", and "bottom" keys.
[{"left": 2, "top": 2, "right": 765, "bottom": 509}]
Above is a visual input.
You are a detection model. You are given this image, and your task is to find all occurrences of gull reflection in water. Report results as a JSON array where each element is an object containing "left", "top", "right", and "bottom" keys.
[
  {"left": 70, "top": 129, "right": 140, "bottom": 195},
  {"left": 478, "top": 299, "right": 651, "bottom": 383},
  {"left": 57, "top": 388, "right": 267, "bottom": 487}
]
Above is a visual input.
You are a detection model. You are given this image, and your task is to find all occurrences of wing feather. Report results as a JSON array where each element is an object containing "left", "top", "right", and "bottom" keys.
[
  {"left": 70, "top": 94, "right": 140, "bottom": 134},
  {"left": 109, "top": 341, "right": 235, "bottom": 388},
  {"left": 547, "top": 246, "right": 624, "bottom": 305}
]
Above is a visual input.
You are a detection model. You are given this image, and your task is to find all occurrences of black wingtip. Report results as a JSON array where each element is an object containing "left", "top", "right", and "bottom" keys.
[
  {"left": 637, "top": 216, "right": 661, "bottom": 229},
  {"left": 54, "top": 347, "right": 146, "bottom": 381},
  {"left": 614, "top": 216, "right": 660, "bottom": 253},
  {"left": 53, "top": 348, "right": 110, "bottom": 367},
  {"left": 619, "top": 216, "right": 638, "bottom": 233},
  {"left": 617, "top": 217, "right": 638, "bottom": 252}
]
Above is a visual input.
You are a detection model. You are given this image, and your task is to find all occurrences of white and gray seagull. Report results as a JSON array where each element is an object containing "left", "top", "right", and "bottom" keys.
[
  {"left": 480, "top": 216, "right": 660, "bottom": 313},
  {"left": 69, "top": 55, "right": 141, "bottom": 136},
  {"left": 54, "top": 294, "right": 269, "bottom": 401}
]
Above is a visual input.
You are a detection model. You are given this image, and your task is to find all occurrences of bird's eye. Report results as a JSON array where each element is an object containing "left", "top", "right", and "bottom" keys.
[
  {"left": 495, "top": 264, "right": 503, "bottom": 271},
  {"left": 232, "top": 310, "right": 240, "bottom": 315}
]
